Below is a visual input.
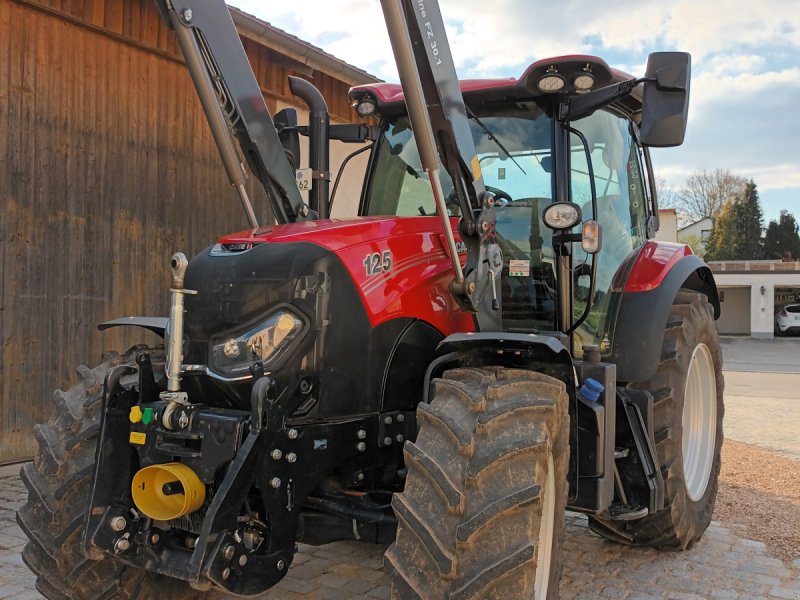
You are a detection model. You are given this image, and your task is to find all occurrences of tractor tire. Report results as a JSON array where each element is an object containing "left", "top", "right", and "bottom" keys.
[
  {"left": 16, "top": 348, "right": 206, "bottom": 600},
  {"left": 386, "top": 367, "right": 569, "bottom": 600},
  {"left": 589, "top": 289, "right": 724, "bottom": 549}
]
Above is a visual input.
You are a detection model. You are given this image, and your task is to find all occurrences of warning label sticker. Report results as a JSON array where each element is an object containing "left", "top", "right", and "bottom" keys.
[
  {"left": 509, "top": 259, "right": 530, "bottom": 277},
  {"left": 129, "top": 431, "right": 146, "bottom": 445}
]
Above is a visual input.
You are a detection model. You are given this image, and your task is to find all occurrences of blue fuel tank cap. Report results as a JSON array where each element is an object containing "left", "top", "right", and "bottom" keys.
[{"left": 579, "top": 378, "right": 605, "bottom": 402}]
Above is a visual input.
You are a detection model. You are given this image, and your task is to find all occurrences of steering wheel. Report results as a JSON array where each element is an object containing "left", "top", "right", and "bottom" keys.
[
  {"left": 485, "top": 185, "right": 513, "bottom": 205},
  {"left": 441, "top": 185, "right": 514, "bottom": 215}
]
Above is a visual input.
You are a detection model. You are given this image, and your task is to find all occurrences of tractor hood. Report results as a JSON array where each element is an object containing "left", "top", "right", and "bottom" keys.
[{"left": 218, "top": 215, "right": 448, "bottom": 252}]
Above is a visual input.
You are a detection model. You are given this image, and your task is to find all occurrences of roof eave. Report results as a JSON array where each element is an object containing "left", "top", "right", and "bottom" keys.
[{"left": 228, "top": 6, "right": 381, "bottom": 87}]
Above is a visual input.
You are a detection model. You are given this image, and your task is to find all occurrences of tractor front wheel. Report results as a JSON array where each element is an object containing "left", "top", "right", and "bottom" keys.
[
  {"left": 589, "top": 289, "right": 724, "bottom": 549},
  {"left": 386, "top": 367, "right": 569, "bottom": 599},
  {"left": 16, "top": 349, "right": 206, "bottom": 600}
]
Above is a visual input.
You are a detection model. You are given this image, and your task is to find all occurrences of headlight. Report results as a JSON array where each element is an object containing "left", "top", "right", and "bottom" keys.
[
  {"left": 543, "top": 202, "right": 582, "bottom": 230},
  {"left": 212, "top": 310, "right": 304, "bottom": 373}
]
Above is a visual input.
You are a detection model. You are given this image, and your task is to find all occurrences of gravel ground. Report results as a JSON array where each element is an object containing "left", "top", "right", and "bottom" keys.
[{"left": 716, "top": 439, "right": 800, "bottom": 563}]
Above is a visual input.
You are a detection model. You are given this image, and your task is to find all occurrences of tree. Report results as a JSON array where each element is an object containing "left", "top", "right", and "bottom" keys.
[
  {"left": 704, "top": 200, "right": 738, "bottom": 261},
  {"left": 730, "top": 180, "right": 763, "bottom": 259},
  {"left": 764, "top": 210, "right": 800, "bottom": 260},
  {"left": 676, "top": 168, "right": 748, "bottom": 222},
  {"left": 704, "top": 180, "right": 764, "bottom": 261},
  {"left": 655, "top": 177, "right": 679, "bottom": 208}
]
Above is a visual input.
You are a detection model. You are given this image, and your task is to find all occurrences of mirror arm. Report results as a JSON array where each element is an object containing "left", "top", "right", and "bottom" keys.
[
  {"left": 566, "top": 253, "right": 598, "bottom": 336},
  {"left": 564, "top": 78, "right": 647, "bottom": 122}
]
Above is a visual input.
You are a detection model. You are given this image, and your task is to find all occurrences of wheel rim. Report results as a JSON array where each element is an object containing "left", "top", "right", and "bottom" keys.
[
  {"left": 533, "top": 453, "right": 555, "bottom": 599},
  {"left": 682, "top": 342, "right": 717, "bottom": 502}
]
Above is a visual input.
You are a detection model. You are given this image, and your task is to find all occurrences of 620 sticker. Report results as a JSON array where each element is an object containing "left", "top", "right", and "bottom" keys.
[{"left": 364, "top": 251, "right": 392, "bottom": 276}]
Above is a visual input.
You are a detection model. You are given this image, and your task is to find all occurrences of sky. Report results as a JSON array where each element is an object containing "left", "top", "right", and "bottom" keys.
[{"left": 230, "top": 0, "right": 800, "bottom": 225}]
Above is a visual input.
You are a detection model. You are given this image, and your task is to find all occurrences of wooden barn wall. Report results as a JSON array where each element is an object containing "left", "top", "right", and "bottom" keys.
[{"left": 0, "top": 0, "right": 365, "bottom": 463}]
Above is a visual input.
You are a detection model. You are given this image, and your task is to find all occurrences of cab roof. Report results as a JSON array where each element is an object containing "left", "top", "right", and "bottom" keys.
[{"left": 350, "top": 55, "right": 642, "bottom": 114}]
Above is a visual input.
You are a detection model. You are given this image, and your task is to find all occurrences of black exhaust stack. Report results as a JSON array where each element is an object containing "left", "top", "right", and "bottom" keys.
[{"left": 289, "top": 76, "right": 330, "bottom": 219}]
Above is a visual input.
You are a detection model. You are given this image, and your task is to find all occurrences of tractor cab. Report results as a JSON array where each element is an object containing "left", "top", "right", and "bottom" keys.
[{"left": 352, "top": 55, "right": 671, "bottom": 355}]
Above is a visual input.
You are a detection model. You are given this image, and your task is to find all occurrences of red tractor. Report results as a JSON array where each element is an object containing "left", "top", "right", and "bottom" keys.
[{"left": 17, "top": 0, "right": 723, "bottom": 598}]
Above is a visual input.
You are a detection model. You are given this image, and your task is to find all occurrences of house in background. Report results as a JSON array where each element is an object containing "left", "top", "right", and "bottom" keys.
[
  {"left": 651, "top": 210, "right": 800, "bottom": 338},
  {"left": 655, "top": 208, "right": 678, "bottom": 243},
  {"left": 679, "top": 217, "right": 714, "bottom": 256},
  {"left": 708, "top": 261, "right": 800, "bottom": 338}
]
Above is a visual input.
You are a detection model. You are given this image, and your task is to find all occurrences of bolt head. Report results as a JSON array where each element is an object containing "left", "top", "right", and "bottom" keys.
[
  {"left": 356, "top": 472, "right": 365, "bottom": 481},
  {"left": 467, "top": 282, "right": 476, "bottom": 294},
  {"left": 396, "top": 434, "right": 405, "bottom": 443},
  {"left": 270, "top": 477, "right": 282, "bottom": 489},
  {"left": 177, "top": 412, "right": 190, "bottom": 429},
  {"left": 114, "top": 538, "right": 130, "bottom": 553},
  {"left": 396, "top": 414, "right": 405, "bottom": 423},
  {"left": 183, "top": 7, "right": 193, "bottom": 21},
  {"left": 222, "top": 567, "right": 231, "bottom": 580},
  {"left": 480, "top": 221, "right": 490, "bottom": 233},
  {"left": 357, "top": 429, "right": 367, "bottom": 439},
  {"left": 286, "top": 452, "right": 297, "bottom": 463},
  {"left": 277, "top": 559, "right": 286, "bottom": 571},
  {"left": 223, "top": 544, "right": 236, "bottom": 561},
  {"left": 299, "top": 204, "right": 310, "bottom": 217},
  {"left": 110, "top": 516, "right": 126, "bottom": 531},
  {"left": 239, "top": 554, "right": 248, "bottom": 566},
  {"left": 357, "top": 442, "right": 366, "bottom": 452},
  {"left": 384, "top": 415, "right": 393, "bottom": 425},
  {"left": 383, "top": 436, "right": 392, "bottom": 446},
  {"left": 288, "top": 428, "right": 299, "bottom": 440},
  {"left": 271, "top": 449, "right": 283, "bottom": 460},
  {"left": 150, "top": 533, "right": 160, "bottom": 545}
]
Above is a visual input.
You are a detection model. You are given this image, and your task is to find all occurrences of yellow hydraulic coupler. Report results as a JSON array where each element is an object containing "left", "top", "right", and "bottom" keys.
[{"left": 131, "top": 463, "right": 206, "bottom": 521}]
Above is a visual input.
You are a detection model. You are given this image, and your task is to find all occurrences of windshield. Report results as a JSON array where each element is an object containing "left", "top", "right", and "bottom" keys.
[{"left": 363, "top": 104, "right": 649, "bottom": 343}]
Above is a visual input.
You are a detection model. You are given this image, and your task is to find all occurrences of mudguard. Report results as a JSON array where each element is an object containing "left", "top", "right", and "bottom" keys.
[
  {"left": 610, "top": 243, "right": 719, "bottom": 383},
  {"left": 423, "top": 332, "right": 576, "bottom": 402}
]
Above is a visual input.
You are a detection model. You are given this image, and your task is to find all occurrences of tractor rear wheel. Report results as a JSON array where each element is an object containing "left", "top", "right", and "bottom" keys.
[
  {"left": 589, "top": 289, "right": 724, "bottom": 549},
  {"left": 16, "top": 348, "right": 205, "bottom": 600},
  {"left": 386, "top": 367, "right": 569, "bottom": 599}
]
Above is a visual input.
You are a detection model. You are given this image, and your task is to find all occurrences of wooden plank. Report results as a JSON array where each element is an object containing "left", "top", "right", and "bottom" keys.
[
  {"left": 90, "top": 0, "right": 104, "bottom": 27},
  {"left": 104, "top": 0, "right": 122, "bottom": 34},
  {"left": 0, "top": 0, "right": 11, "bottom": 183},
  {"left": 140, "top": 0, "right": 158, "bottom": 48},
  {"left": 2, "top": 3, "right": 44, "bottom": 461},
  {"left": 128, "top": 0, "right": 141, "bottom": 42},
  {"left": 0, "top": 0, "right": 12, "bottom": 459}
]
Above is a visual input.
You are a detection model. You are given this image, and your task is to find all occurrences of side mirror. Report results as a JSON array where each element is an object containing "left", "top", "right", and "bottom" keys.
[
  {"left": 274, "top": 108, "right": 301, "bottom": 171},
  {"left": 640, "top": 52, "right": 691, "bottom": 147}
]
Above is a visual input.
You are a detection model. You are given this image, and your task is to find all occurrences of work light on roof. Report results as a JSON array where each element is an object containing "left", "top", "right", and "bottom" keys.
[
  {"left": 574, "top": 72, "right": 595, "bottom": 92},
  {"left": 537, "top": 69, "right": 566, "bottom": 93},
  {"left": 354, "top": 96, "right": 377, "bottom": 117}
]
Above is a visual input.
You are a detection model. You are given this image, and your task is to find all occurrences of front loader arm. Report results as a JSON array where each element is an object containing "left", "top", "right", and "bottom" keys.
[
  {"left": 154, "top": 0, "right": 308, "bottom": 225},
  {"left": 381, "top": 0, "right": 502, "bottom": 331}
]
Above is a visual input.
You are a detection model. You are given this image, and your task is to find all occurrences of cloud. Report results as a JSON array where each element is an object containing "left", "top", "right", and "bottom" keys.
[{"left": 665, "top": 0, "right": 800, "bottom": 61}]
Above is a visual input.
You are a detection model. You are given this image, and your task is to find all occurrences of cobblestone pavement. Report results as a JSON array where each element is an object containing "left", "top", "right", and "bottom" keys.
[{"left": 2, "top": 473, "right": 799, "bottom": 600}]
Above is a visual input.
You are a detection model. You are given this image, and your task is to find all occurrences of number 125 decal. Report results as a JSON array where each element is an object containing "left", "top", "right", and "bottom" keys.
[{"left": 363, "top": 251, "right": 392, "bottom": 276}]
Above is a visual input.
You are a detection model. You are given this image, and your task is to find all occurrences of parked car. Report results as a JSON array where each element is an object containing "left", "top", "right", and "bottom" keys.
[{"left": 775, "top": 304, "right": 800, "bottom": 335}]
